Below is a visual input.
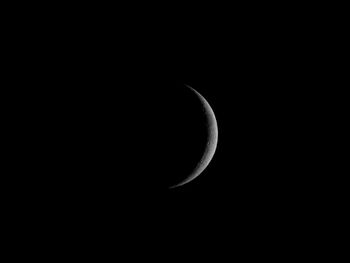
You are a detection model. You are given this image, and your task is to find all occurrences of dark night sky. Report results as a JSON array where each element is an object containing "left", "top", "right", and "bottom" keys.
[
  {"left": 8, "top": 6, "right": 334, "bottom": 254},
  {"left": 21, "top": 24, "right": 316, "bottom": 217}
]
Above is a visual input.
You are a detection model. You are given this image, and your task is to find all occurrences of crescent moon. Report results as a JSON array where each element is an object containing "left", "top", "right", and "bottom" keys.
[{"left": 169, "top": 85, "right": 218, "bottom": 188}]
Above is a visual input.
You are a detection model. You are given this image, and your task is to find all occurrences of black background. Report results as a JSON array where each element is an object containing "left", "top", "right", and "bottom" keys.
[{"left": 4, "top": 4, "right": 338, "bottom": 257}]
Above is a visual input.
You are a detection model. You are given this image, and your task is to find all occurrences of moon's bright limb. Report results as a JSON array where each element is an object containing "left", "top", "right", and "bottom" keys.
[{"left": 169, "top": 85, "right": 218, "bottom": 189}]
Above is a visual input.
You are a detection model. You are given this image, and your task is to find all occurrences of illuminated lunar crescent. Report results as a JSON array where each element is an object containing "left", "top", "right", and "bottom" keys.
[{"left": 169, "top": 85, "right": 218, "bottom": 188}]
